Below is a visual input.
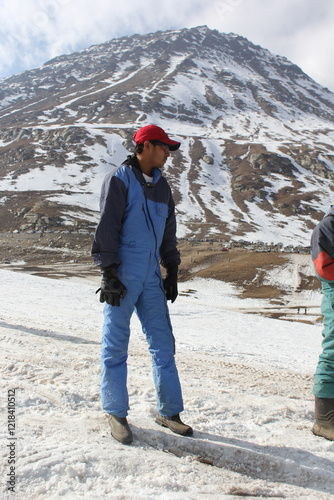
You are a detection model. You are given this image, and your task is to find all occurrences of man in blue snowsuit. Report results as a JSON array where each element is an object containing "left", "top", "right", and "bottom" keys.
[
  {"left": 310, "top": 206, "right": 334, "bottom": 441},
  {"left": 92, "top": 124, "right": 193, "bottom": 444}
]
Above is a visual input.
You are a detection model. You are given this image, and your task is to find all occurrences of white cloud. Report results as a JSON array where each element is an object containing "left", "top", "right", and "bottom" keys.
[
  {"left": 284, "top": 6, "right": 334, "bottom": 91},
  {"left": 0, "top": 0, "right": 333, "bottom": 92},
  {"left": 196, "top": 0, "right": 334, "bottom": 91}
]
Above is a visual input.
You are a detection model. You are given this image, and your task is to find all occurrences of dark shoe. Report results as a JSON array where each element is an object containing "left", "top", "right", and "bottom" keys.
[
  {"left": 108, "top": 414, "right": 133, "bottom": 444},
  {"left": 156, "top": 413, "right": 193, "bottom": 436},
  {"left": 312, "top": 397, "right": 334, "bottom": 441}
]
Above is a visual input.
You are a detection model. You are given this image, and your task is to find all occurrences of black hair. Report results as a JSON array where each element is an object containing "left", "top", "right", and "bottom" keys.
[{"left": 134, "top": 143, "right": 144, "bottom": 154}]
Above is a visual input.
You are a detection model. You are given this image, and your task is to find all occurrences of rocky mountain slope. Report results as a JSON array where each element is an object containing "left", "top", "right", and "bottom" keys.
[{"left": 1, "top": 26, "right": 334, "bottom": 247}]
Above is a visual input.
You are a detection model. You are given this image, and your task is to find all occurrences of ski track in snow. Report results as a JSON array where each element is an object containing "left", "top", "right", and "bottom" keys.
[{"left": 1, "top": 270, "right": 334, "bottom": 499}]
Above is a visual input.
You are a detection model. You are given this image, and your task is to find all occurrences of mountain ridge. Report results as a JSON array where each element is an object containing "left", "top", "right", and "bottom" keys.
[{"left": 0, "top": 26, "right": 334, "bottom": 250}]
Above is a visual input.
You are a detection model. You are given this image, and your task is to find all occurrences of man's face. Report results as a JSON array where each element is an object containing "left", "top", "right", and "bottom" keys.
[{"left": 149, "top": 141, "right": 170, "bottom": 169}]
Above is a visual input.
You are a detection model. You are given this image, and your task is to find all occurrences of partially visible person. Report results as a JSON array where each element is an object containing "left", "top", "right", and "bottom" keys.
[
  {"left": 91, "top": 124, "right": 193, "bottom": 445},
  {"left": 311, "top": 205, "right": 334, "bottom": 440}
]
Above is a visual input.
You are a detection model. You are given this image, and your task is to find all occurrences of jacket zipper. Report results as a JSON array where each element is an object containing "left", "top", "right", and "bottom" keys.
[
  {"left": 143, "top": 192, "right": 169, "bottom": 297},
  {"left": 143, "top": 188, "right": 172, "bottom": 328},
  {"left": 142, "top": 202, "right": 151, "bottom": 231}
]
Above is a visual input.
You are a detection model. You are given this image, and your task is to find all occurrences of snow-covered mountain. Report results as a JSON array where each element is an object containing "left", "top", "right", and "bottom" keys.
[{"left": 1, "top": 26, "right": 334, "bottom": 246}]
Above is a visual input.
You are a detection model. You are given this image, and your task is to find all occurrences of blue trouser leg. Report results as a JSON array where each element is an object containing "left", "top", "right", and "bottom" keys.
[
  {"left": 135, "top": 273, "right": 184, "bottom": 417},
  {"left": 313, "top": 281, "right": 334, "bottom": 398},
  {"left": 101, "top": 284, "right": 139, "bottom": 417}
]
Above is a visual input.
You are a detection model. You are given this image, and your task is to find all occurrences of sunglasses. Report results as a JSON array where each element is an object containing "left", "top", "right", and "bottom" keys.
[{"left": 150, "top": 140, "right": 170, "bottom": 152}]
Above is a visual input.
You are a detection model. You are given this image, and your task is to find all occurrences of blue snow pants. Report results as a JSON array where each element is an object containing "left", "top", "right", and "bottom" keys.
[
  {"left": 101, "top": 247, "right": 184, "bottom": 417},
  {"left": 313, "top": 281, "right": 334, "bottom": 398}
]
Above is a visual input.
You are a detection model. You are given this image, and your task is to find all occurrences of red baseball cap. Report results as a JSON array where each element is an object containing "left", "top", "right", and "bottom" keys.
[{"left": 133, "top": 124, "right": 180, "bottom": 151}]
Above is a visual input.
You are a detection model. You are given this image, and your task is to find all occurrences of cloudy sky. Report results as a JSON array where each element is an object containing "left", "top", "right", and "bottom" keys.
[{"left": 1, "top": 0, "right": 333, "bottom": 92}]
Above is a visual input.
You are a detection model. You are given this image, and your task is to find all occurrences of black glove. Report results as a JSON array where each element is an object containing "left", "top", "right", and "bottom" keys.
[
  {"left": 163, "top": 261, "right": 178, "bottom": 303},
  {"left": 96, "top": 265, "right": 127, "bottom": 306}
]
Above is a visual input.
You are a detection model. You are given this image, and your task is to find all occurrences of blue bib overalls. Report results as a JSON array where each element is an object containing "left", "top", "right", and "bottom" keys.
[{"left": 92, "top": 158, "right": 183, "bottom": 417}]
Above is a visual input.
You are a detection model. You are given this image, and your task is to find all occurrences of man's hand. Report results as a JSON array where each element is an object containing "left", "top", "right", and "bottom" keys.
[
  {"left": 163, "top": 261, "right": 178, "bottom": 303},
  {"left": 97, "top": 265, "right": 127, "bottom": 306}
]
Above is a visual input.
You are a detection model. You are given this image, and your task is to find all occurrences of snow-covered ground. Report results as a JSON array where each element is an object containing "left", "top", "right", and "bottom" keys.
[{"left": 1, "top": 269, "right": 334, "bottom": 499}]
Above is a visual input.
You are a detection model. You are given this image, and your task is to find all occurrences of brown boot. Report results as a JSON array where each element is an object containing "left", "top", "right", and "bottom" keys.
[
  {"left": 156, "top": 413, "right": 193, "bottom": 436},
  {"left": 312, "top": 397, "right": 334, "bottom": 441},
  {"left": 108, "top": 414, "right": 133, "bottom": 444}
]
